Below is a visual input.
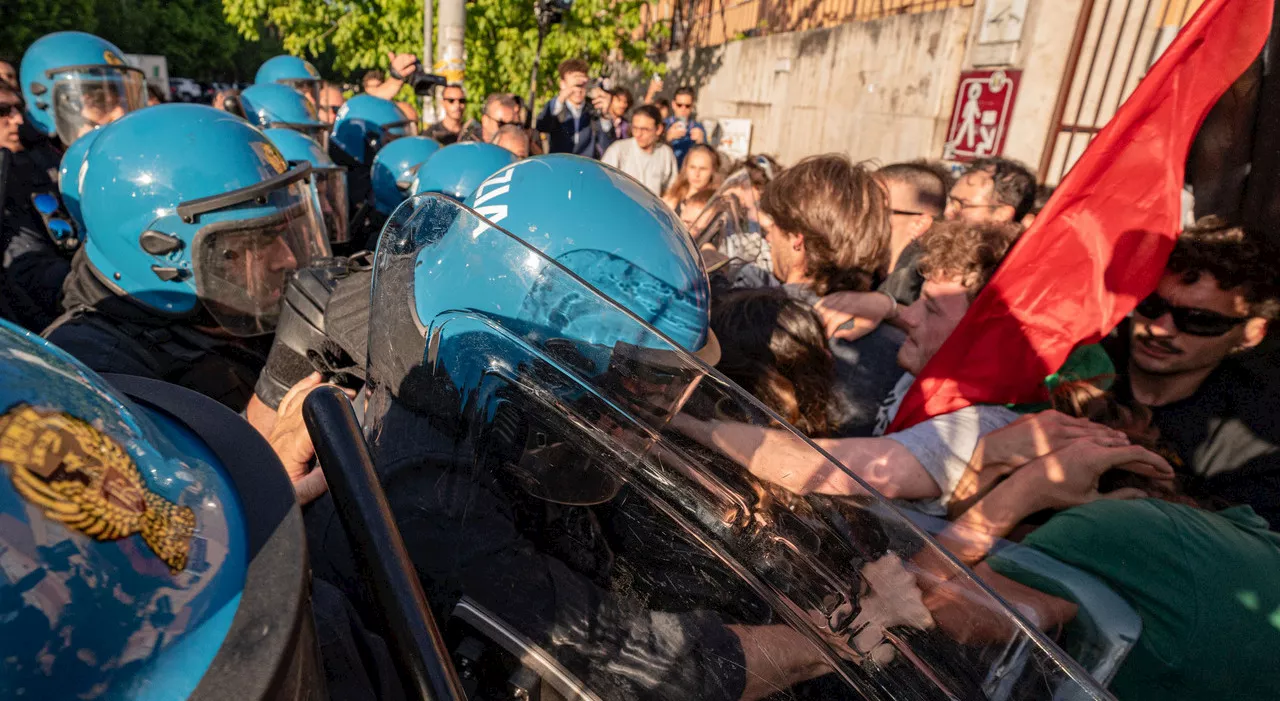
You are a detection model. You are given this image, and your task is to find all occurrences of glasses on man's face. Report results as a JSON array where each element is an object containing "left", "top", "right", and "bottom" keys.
[
  {"left": 444, "top": 97, "right": 466, "bottom": 105},
  {"left": 0, "top": 101, "right": 24, "bottom": 119},
  {"left": 891, "top": 209, "right": 925, "bottom": 217},
  {"left": 947, "top": 196, "right": 999, "bottom": 211},
  {"left": 674, "top": 101, "right": 693, "bottom": 109},
  {"left": 484, "top": 112, "right": 520, "bottom": 128},
  {"left": 1134, "top": 292, "right": 1250, "bottom": 337}
]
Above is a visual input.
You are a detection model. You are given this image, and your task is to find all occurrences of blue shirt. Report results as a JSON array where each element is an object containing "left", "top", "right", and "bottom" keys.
[{"left": 664, "top": 116, "right": 704, "bottom": 166}]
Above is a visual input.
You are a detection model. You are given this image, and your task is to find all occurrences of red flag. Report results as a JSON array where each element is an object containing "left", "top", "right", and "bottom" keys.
[{"left": 889, "top": 0, "right": 1274, "bottom": 432}]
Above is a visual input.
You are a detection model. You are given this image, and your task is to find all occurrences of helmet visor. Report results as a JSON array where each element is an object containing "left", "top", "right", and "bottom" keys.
[
  {"left": 314, "top": 167, "right": 350, "bottom": 244},
  {"left": 362, "top": 195, "right": 1113, "bottom": 699},
  {"left": 191, "top": 180, "right": 329, "bottom": 336},
  {"left": 279, "top": 77, "right": 321, "bottom": 112},
  {"left": 50, "top": 67, "right": 147, "bottom": 145}
]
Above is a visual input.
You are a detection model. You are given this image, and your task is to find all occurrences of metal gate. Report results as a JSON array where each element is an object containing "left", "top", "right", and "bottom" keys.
[{"left": 1038, "top": 0, "right": 1206, "bottom": 184}]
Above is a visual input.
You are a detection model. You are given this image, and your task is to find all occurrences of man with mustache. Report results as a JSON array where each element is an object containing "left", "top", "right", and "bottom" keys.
[{"left": 1105, "top": 218, "right": 1280, "bottom": 526}]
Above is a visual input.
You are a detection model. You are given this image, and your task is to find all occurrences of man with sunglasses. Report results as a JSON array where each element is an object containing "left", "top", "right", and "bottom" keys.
[
  {"left": 1105, "top": 218, "right": 1280, "bottom": 525},
  {"left": 665, "top": 86, "right": 706, "bottom": 167},
  {"left": 424, "top": 83, "right": 470, "bottom": 145},
  {"left": 463, "top": 92, "right": 520, "bottom": 145}
]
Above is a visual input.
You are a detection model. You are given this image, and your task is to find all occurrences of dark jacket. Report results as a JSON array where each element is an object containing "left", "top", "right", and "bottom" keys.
[
  {"left": 535, "top": 99, "right": 616, "bottom": 157},
  {"left": 1, "top": 142, "right": 73, "bottom": 332},
  {"left": 42, "top": 251, "right": 268, "bottom": 412}
]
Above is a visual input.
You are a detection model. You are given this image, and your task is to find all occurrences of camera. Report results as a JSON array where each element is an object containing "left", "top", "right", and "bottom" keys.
[
  {"left": 535, "top": 0, "right": 574, "bottom": 27},
  {"left": 255, "top": 254, "right": 374, "bottom": 409},
  {"left": 389, "top": 61, "right": 449, "bottom": 96}
]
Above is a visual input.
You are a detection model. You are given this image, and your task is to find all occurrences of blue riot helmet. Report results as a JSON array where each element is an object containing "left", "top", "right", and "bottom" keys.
[
  {"left": 263, "top": 127, "right": 350, "bottom": 245},
  {"left": 240, "top": 83, "right": 329, "bottom": 150},
  {"left": 0, "top": 319, "right": 320, "bottom": 699},
  {"left": 331, "top": 94, "right": 415, "bottom": 166},
  {"left": 370, "top": 135, "right": 441, "bottom": 215},
  {"left": 78, "top": 104, "right": 330, "bottom": 336},
  {"left": 254, "top": 54, "right": 322, "bottom": 107},
  {"left": 58, "top": 126, "right": 100, "bottom": 236},
  {"left": 410, "top": 142, "right": 517, "bottom": 201},
  {"left": 20, "top": 31, "right": 147, "bottom": 146}
]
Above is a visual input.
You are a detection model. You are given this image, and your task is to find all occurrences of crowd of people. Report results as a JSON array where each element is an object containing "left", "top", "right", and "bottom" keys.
[{"left": 2, "top": 26, "right": 1280, "bottom": 701}]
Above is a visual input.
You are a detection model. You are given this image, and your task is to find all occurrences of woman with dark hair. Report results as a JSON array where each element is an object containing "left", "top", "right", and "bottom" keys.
[
  {"left": 663, "top": 144, "right": 722, "bottom": 213},
  {"left": 710, "top": 288, "right": 835, "bottom": 437}
]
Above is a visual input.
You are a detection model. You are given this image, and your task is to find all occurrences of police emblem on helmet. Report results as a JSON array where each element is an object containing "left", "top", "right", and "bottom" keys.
[
  {"left": 103, "top": 50, "right": 125, "bottom": 66},
  {"left": 0, "top": 404, "right": 196, "bottom": 572},
  {"left": 254, "top": 141, "right": 289, "bottom": 175}
]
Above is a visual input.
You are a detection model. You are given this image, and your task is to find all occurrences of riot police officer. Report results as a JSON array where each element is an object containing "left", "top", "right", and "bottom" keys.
[
  {"left": 241, "top": 83, "right": 330, "bottom": 149},
  {"left": 0, "top": 317, "right": 407, "bottom": 699},
  {"left": 370, "top": 135, "right": 441, "bottom": 217},
  {"left": 255, "top": 54, "right": 325, "bottom": 108},
  {"left": 44, "top": 104, "right": 330, "bottom": 412},
  {"left": 330, "top": 94, "right": 418, "bottom": 244},
  {"left": 409, "top": 141, "right": 517, "bottom": 201}
]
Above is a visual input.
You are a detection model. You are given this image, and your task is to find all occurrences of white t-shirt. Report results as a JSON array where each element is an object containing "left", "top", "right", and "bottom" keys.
[
  {"left": 874, "top": 373, "right": 1018, "bottom": 516},
  {"left": 600, "top": 138, "right": 678, "bottom": 196}
]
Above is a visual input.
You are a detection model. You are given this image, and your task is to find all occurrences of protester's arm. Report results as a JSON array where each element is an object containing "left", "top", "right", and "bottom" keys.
[
  {"left": 690, "top": 121, "right": 707, "bottom": 144},
  {"left": 671, "top": 414, "right": 940, "bottom": 499},
  {"left": 644, "top": 75, "right": 663, "bottom": 104},
  {"left": 813, "top": 290, "right": 898, "bottom": 341},
  {"left": 366, "top": 53, "right": 417, "bottom": 101}
]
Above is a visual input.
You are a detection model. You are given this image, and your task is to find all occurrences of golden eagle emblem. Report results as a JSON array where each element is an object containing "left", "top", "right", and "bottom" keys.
[{"left": 0, "top": 404, "right": 196, "bottom": 573}]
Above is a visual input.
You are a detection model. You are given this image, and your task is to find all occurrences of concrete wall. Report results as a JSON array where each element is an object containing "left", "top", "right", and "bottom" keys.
[
  {"left": 657, "top": 7, "right": 975, "bottom": 166},
  {"left": 642, "top": 0, "right": 1093, "bottom": 178}
]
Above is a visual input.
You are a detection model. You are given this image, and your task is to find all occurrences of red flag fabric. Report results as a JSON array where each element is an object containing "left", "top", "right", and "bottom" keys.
[{"left": 889, "top": 0, "right": 1275, "bottom": 432}]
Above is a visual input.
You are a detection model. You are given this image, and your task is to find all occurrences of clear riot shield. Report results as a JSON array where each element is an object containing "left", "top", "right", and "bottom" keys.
[
  {"left": 363, "top": 194, "right": 1111, "bottom": 701},
  {"left": 688, "top": 167, "right": 778, "bottom": 290}
]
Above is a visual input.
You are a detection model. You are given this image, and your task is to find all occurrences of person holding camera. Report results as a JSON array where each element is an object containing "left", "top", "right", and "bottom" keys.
[
  {"left": 535, "top": 58, "right": 616, "bottom": 157},
  {"left": 666, "top": 86, "right": 707, "bottom": 167}
]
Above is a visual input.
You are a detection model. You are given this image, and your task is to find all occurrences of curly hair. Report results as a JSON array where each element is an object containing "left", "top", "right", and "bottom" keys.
[
  {"left": 1167, "top": 216, "right": 1280, "bottom": 319},
  {"left": 759, "top": 154, "right": 890, "bottom": 295},
  {"left": 711, "top": 288, "right": 835, "bottom": 436},
  {"left": 916, "top": 221, "right": 1022, "bottom": 299}
]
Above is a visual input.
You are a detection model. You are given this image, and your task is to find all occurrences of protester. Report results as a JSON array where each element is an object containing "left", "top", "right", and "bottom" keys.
[
  {"left": 1103, "top": 218, "right": 1280, "bottom": 525},
  {"left": 916, "top": 383, "right": 1278, "bottom": 701},
  {"left": 663, "top": 143, "right": 722, "bottom": 213},
  {"left": 678, "top": 187, "right": 715, "bottom": 229},
  {"left": 0, "top": 81, "right": 74, "bottom": 332},
  {"left": 599, "top": 104, "right": 677, "bottom": 196},
  {"left": 0, "top": 59, "right": 15, "bottom": 89},
  {"left": 653, "top": 97, "right": 672, "bottom": 121},
  {"left": 535, "top": 58, "right": 614, "bottom": 157},
  {"left": 607, "top": 86, "right": 633, "bottom": 139},
  {"left": 424, "top": 83, "right": 469, "bottom": 144},
  {"left": 711, "top": 287, "right": 835, "bottom": 436},
  {"left": 146, "top": 83, "right": 166, "bottom": 106},
  {"left": 945, "top": 156, "right": 1036, "bottom": 224},
  {"left": 878, "top": 161, "right": 948, "bottom": 278},
  {"left": 490, "top": 123, "right": 535, "bottom": 158},
  {"left": 469, "top": 92, "right": 520, "bottom": 144},
  {"left": 687, "top": 220, "right": 1051, "bottom": 516},
  {"left": 665, "top": 86, "right": 706, "bottom": 166},
  {"left": 361, "top": 68, "right": 385, "bottom": 94},
  {"left": 318, "top": 80, "right": 345, "bottom": 124}
]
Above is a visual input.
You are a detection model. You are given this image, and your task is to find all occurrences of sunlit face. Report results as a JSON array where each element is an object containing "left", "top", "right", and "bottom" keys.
[
  {"left": 672, "top": 93, "right": 694, "bottom": 119},
  {"left": 895, "top": 276, "right": 972, "bottom": 375},
  {"left": 318, "top": 85, "right": 345, "bottom": 124},
  {"left": 684, "top": 149, "right": 715, "bottom": 192},
  {"left": 1129, "top": 271, "right": 1259, "bottom": 378},
  {"left": 610, "top": 93, "right": 630, "bottom": 119},
  {"left": 945, "top": 171, "right": 1011, "bottom": 223},
  {"left": 560, "top": 71, "right": 588, "bottom": 107},
  {"left": 631, "top": 113, "right": 661, "bottom": 150},
  {"left": 482, "top": 101, "right": 518, "bottom": 142},
  {"left": 441, "top": 86, "right": 465, "bottom": 120},
  {"left": 761, "top": 211, "right": 804, "bottom": 284},
  {"left": 0, "top": 62, "right": 16, "bottom": 89},
  {"left": 494, "top": 131, "right": 529, "bottom": 159}
]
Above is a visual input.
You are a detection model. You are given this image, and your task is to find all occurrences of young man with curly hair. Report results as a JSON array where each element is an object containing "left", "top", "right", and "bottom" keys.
[{"left": 1104, "top": 217, "right": 1280, "bottom": 524}]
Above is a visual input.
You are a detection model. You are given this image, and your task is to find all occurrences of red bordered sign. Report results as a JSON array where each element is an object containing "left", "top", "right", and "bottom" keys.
[{"left": 942, "top": 69, "right": 1022, "bottom": 162}]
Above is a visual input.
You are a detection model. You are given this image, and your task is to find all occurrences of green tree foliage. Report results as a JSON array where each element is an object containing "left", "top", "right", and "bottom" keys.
[
  {"left": 0, "top": 0, "right": 280, "bottom": 81},
  {"left": 221, "top": 0, "right": 667, "bottom": 118}
]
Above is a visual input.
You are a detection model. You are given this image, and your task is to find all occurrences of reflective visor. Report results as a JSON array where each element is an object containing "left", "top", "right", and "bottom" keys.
[
  {"left": 189, "top": 177, "right": 329, "bottom": 336},
  {"left": 50, "top": 66, "right": 147, "bottom": 145},
  {"left": 313, "top": 167, "right": 350, "bottom": 244}
]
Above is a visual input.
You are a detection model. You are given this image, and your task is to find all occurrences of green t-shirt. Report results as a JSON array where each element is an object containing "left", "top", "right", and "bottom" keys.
[{"left": 988, "top": 499, "right": 1280, "bottom": 700}]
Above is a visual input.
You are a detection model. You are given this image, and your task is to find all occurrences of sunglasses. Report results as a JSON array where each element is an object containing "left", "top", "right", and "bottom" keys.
[
  {"left": 674, "top": 102, "right": 693, "bottom": 108},
  {"left": 0, "top": 101, "right": 23, "bottom": 119},
  {"left": 1134, "top": 292, "right": 1249, "bottom": 337},
  {"left": 484, "top": 113, "right": 520, "bottom": 128},
  {"left": 891, "top": 209, "right": 926, "bottom": 217},
  {"left": 443, "top": 97, "right": 466, "bottom": 104}
]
